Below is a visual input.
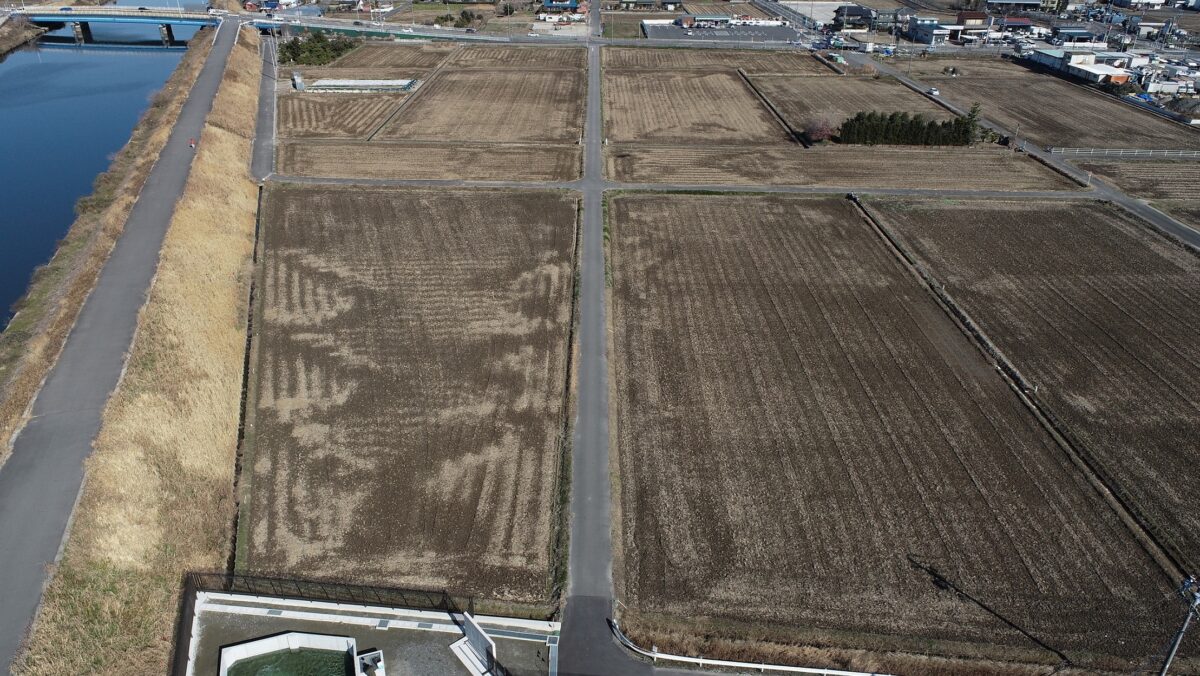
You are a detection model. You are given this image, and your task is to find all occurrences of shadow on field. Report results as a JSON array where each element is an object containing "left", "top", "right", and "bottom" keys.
[{"left": 906, "top": 554, "right": 1072, "bottom": 674}]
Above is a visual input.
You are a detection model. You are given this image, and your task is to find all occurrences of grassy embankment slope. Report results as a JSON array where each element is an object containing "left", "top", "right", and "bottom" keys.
[
  {"left": 14, "top": 27, "right": 261, "bottom": 674},
  {"left": 0, "top": 31, "right": 213, "bottom": 467}
]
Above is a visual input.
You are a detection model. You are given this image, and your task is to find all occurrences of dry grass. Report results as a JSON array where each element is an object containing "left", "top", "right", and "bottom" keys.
[
  {"left": 14, "top": 27, "right": 260, "bottom": 675},
  {"left": 277, "top": 140, "right": 582, "bottom": 181},
  {"left": 330, "top": 43, "right": 455, "bottom": 69},
  {"left": 0, "top": 30, "right": 214, "bottom": 468},
  {"left": 603, "top": 70, "right": 784, "bottom": 144},
  {"left": 376, "top": 69, "right": 586, "bottom": 144},
  {"left": 1074, "top": 159, "right": 1200, "bottom": 200},
  {"left": 750, "top": 75, "right": 953, "bottom": 130},
  {"left": 606, "top": 144, "right": 1077, "bottom": 190},
  {"left": 609, "top": 193, "right": 1179, "bottom": 671},
  {"left": 0, "top": 18, "right": 43, "bottom": 56},
  {"left": 446, "top": 45, "right": 585, "bottom": 69},
  {"left": 603, "top": 47, "right": 833, "bottom": 75},
  {"left": 241, "top": 186, "right": 578, "bottom": 602}
]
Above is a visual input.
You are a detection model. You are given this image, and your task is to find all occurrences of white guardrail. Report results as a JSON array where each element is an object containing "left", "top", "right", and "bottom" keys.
[
  {"left": 611, "top": 621, "right": 893, "bottom": 676},
  {"left": 1047, "top": 147, "right": 1200, "bottom": 158}
]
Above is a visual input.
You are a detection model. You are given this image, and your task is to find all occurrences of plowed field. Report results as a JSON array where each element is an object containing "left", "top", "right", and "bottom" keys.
[
  {"left": 330, "top": 43, "right": 455, "bottom": 69},
  {"left": 277, "top": 140, "right": 582, "bottom": 181},
  {"left": 603, "top": 70, "right": 784, "bottom": 143},
  {"left": 245, "top": 185, "right": 578, "bottom": 600},
  {"left": 610, "top": 193, "right": 1178, "bottom": 669},
  {"left": 277, "top": 93, "right": 405, "bottom": 139},
  {"left": 606, "top": 144, "right": 1076, "bottom": 189},
  {"left": 447, "top": 45, "right": 585, "bottom": 69},
  {"left": 376, "top": 70, "right": 585, "bottom": 143},
  {"left": 917, "top": 61, "right": 1200, "bottom": 149},
  {"left": 873, "top": 199, "right": 1200, "bottom": 575},
  {"left": 1074, "top": 159, "right": 1200, "bottom": 199},
  {"left": 751, "top": 75, "right": 951, "bottom": 130},
  {"left": 602, "top": 46, "right": 833, "bottom": 74}
]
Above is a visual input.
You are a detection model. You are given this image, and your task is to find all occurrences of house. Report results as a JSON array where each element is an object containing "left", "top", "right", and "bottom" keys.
[
  {"left": 907, "top": 15, "right": 949, "bottom": 43},
  {"left": 834, "top": 4, "right": 876, "bottom": 29},
  {"left": 999, "top": 16, "right": 1034, "bottom": 32},
  {"left": 874, "top": 7, "right": 913, "bottom": 28},
  {"left": 1027, "top": 48, "right": 1132, "bottom": 83}
]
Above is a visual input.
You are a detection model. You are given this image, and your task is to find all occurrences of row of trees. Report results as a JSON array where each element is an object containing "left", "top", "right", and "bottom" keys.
[
  {"left": 810, "top": 104, "right": 984, "bottom": 146},
  {"left": 278, "top": 32, "right": 359, "bottom": 65}
]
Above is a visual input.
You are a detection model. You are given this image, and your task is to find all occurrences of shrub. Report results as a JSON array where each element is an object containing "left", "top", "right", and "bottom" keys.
[{"left": 277, "top": 32, "right": 358, "bottom": 65}]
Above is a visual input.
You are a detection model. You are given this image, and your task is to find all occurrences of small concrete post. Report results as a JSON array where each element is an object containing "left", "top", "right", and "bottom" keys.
[{"left": 160, "top": 23, "right": 175, "bottom": 45}]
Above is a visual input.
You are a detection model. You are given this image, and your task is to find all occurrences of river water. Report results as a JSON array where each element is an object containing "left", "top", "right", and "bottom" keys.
[{"left": 0, "top": 8, "right": 200, "bottom": 325}]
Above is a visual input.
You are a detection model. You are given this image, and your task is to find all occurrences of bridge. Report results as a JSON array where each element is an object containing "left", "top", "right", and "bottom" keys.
[{"left": 12, "top": 5, "right": 218, "bottom": 44}]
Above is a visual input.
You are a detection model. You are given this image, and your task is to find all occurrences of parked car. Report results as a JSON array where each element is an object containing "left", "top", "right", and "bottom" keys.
[
  {"left": 465, "top": 27, "right": 477, "bottom": 32},
  {"left": 527, "top": 31, "right": 538, "bottom": 36},
  {"left": 400, "top": 26, "right": 413, "bottom": 32},
  {"left": 353, "top": 19, "right": 364, "bottom": 25},
  {"left": 58, "top": 6, "right": 73, "bottom": 11}
]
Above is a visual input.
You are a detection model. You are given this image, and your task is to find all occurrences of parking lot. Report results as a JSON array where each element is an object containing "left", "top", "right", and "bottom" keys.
[{"left": 642, "top": 23, "right": 801, "bottom": 42}]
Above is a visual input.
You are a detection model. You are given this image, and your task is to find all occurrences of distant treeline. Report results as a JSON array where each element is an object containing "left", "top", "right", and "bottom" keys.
[
  {"left": 278, "top": 32, "right": 359, "bottom": 66},
  {"left": 837, "top": 104, "right": 982, "bottom": 146}
]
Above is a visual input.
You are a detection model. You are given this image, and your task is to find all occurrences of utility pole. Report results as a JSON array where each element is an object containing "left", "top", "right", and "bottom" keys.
[{"left": 1160, "top": 575, "right": 1200, "bottom": 676}]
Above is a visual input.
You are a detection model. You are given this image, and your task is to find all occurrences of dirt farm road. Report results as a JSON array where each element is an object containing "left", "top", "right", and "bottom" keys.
[{"left": 0, "top": 22, "right": 240, "bottom": 673}]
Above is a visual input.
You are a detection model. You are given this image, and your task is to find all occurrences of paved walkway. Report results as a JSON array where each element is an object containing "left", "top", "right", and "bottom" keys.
[{"left": 0, "top": 21, "right": 239, "bottom": 672}]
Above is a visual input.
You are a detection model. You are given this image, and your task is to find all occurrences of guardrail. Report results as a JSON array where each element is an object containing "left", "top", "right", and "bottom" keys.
[
  {"left": 1047, "top": 147, "right": 1200, "bottom": 158},
  {"left": 610, "top": 619, "right": 893, "bottom": 676}
]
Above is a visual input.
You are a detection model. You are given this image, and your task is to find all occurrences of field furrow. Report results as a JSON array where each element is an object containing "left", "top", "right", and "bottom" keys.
[
  {"left": 245, "top": 185, "right": 578, "bottom": 603},
  {"left": 610, "top": 193, "right": 1178, "bottom": 669},
  {"left": 874, "top": 198, "right": 1200, "bottom": 574}
]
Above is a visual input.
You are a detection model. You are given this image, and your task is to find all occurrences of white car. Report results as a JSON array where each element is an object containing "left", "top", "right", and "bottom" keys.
[
  {"left": 400, "top": 26, "right": 413, "bottom": 32},
  {"left": 528, "top": 31, "right": 538, "bottom": 36},
  {"left": 926, "top": 87, "right": 940, "bottom": 96}
]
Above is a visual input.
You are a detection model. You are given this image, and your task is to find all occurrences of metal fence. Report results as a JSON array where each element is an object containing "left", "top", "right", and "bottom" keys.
[{"left": 1048, "top": 147, "right": 1200, "bottom": 158}]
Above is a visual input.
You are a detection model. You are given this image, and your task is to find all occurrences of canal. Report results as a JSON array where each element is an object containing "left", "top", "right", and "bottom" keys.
[{"left": 0, "top": 6, "right": 201, "bottom": 326}]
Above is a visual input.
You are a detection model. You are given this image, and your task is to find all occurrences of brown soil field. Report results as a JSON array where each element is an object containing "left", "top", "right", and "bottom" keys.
[
  {"left": 376, "top": 70, "right": 585, "bottom": 143},
  {"left": 916, "top": 61, "right": 1200, "bottom": 149},
  {"left": 244, "top": 185, "right": 578, "bottom": 601},
  {"left": 682, "top": 2, "right": 769, "bottom": 16},
  {"left": 446, "top": 45, "right": 585, "bottom": 69},
  {"left": 277, "top": 93, "right": 405, "bottom": 139},
  {"left": 873, "top": 199, "right": 1200, "bottom": 575},
  {"left": 277, "top": 140, "right": 582, "bottom": 181},
  {"left": 902, "top": 57, "right": 1033, "bottom": 80},
  {"left": 609, "top": 193, "right": 1181, "bottom": 670},
  {"left": 606, "top": 144, "right": 1076, "bottom": 189},
  {"left": 298, "top": 66, "right": 433, "bottom": 82},
  {"left": 1074, "top": 159, "right": 1200, "bottom": 199},
  {"left": 329, "top": 43, "right": 455, "bottom": 69},
  {"left": 751, "top": 74, "right": 953, "bottom": 130},
  {"left": 602, "top": 46, "right": 834, "bottom": 75},
  {"left": 603, "top": 70, "right": 784, "bottom": 144}
]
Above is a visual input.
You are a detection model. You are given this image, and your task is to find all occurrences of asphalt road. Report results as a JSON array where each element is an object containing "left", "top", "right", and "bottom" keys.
[
  {"left": 0, "top": 21, "right": 239, "bottom": 672},
  {"left": 556, "top": 43, "right": 645, "bottom": 676}
]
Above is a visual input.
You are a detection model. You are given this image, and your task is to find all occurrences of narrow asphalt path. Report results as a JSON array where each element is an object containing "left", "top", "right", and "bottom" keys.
[
  {"left": 251, "top": 32, "right": 276, "bottom": 181},
  {"left": 557, "top": 43, "right": 652, "bottom": 676},
  {"left": 0, "top": 22, "right": 239, "bottom": 672}
]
